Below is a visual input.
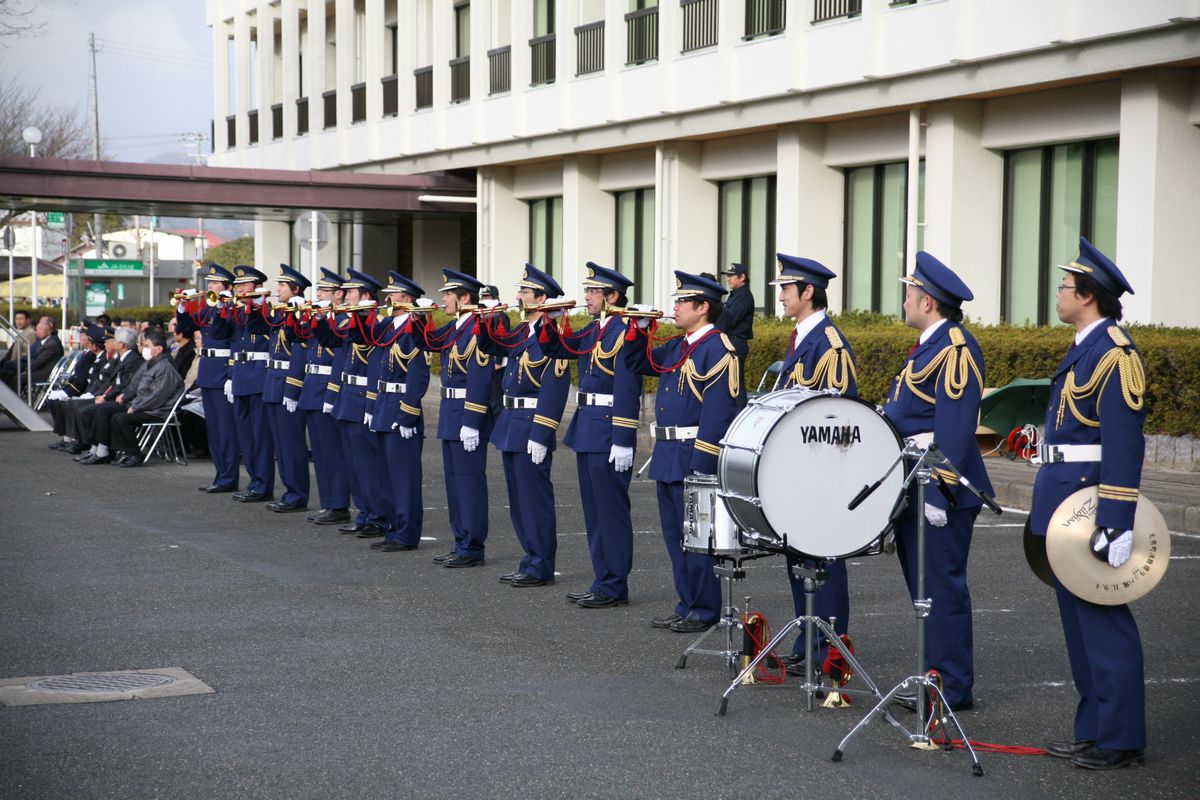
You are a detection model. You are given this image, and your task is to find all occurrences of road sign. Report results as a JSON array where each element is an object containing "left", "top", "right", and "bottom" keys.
[
  {"left": 46, "top": 212, "right": 66, "bottom": 225},
  {"left": 71, "top": 259, "right": 145, "bottom": 277},
  {"left": 295, "top": 211, "right": 331, "bottom": 251}
]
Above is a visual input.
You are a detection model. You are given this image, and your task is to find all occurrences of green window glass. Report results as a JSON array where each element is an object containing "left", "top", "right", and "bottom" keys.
[
  {"left": 454, "top": 3, "right": 470, "bottom": 58},
  {"left": 528, "top": 196, "right": 563, "bottom": 282},
  {"left": 718, "top": 176, "right": 776, "bottom": 314},
  {"left": 615, "top": 188, "right": 655, "bottom": 305},
  {"left": 843, "top": 160, "right": 923, "bottom": 315},
  {"left": 1002, "top": 138, "right": 1119, "bottom": 325}
]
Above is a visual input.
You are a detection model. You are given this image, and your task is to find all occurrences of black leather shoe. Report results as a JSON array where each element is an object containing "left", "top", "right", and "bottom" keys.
[
  {"left": 500, "top": 572, "right": 523, "bottom": 583},
  {"left": 565, "top": 589, "right": 592, "bottom": 602},
  {"left": 369, "top": 540, "right": 386, "bottom": 550},
  {"left": 650, "top": 613, "right": 683, "bottom": 629},
  {"left": 577, "top": 592, "right": 628, "bottom": 608},
  {"left": 442, "top": 555, "right": 484, "bottom": 568},
  {"left": 233, "top": 492, "right": 273, "bottom": 503},
  {"left": 67, "top": 443, "right": 89, "bottom": 455},
  {"left": 200, "top": 484, "right": 237, "bottom": 494},
  {"left": 510, "top": 573, "right": 553, "bottom": 588},
  {"left": 432, "top": 551, "right": 458, "bottom": 564},
  {"left": 79, "top": 454, "right": 112, "bottom": 465},
  {"left": 305, "top": 509, "right": 326, "bottom": 521},
  {"left": 785, "top": 659, "right": 810, "bottom": 678},
  {"left": 354, "top": 525, "right": 386, "bottom": 539},
  {"left": 48, "top": 441, "right": 67, "bottom": 450},
  {"left": 74, "top": 451, "right": 96, "bottom": 462},
  {"left": 1046, "top": 739, "right": 1097, "bottom": 759},
  {"left": 337, "top": 522, "right": 363, "bottom": 534},
  {"left": 1071, "top": 748, "right": 1144, "bottom": 770},
  {"left": 670, "top": 615, "right": 714, "bottom": 634},
  {"left": 117, "top": 455, "right": 142, "bottom": 467},
  {"left": 312, "top": 509, "right": 350, "bottom": 525},
  {"left": 378, "top": 541, "right": 417, "bottom": 552}
]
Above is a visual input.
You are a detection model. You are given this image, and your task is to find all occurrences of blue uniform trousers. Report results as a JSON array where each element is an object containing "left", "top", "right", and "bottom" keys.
[
  {"left": 501, "top": 450, "right": 557, "bottom": 582},
  {"left": 202, "top": 387, "right": 240, "bottom": 490},
  {"left": 305, "top": 409, "right": 349, "bottom": 510},
  {"left": 233, "top": 393, "right": 273, "bottom": 495},
  {"left": 656, "top": 481, "right": 721, "bottom": 625},
  {"left": 894, "top": 506, "right": 978, "bottom": 707},
  {"left": 337, "top": 419, "right": 368, "bottom": 525},
  {"left": 340, "top": 418, "right": 387, "bottom": 529},
  {"left": 577, "top": 451, "right": 633, "bottom": 600},
  {"left": 380, "top": 432, "right": 423, "bottom": 546},
  {"left": 1054, "top": 580, "right": 1146, "bottom": 749},
  {"left": 267, "top": 402, "right": 309, "bottom": 507},
  {"left": 442, "top": 439, "right": 489, "bottom": 560},
  {"left": 786, "top": 556, "right": 849, "bottom": 661}
]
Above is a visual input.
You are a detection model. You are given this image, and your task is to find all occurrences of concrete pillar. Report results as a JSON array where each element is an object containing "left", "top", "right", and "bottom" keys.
[
  {"left": 655, "top": 141, "right": 718, "bottom": 310},
  {"left": 1116, "top": 69, "right": 1200, "bottom": 326},
  {"left": 431, "top": 0, "right": 452, "bottom": 110},
  {"left": 336, "top": 0, "right": 355, "bottom": 145},
  {"left": 562, "top": 155, "right": 613, "bottom": 296},
  {"left": 478, "top": 166, "right": 527, "bottom": 294},
  {"left": 511, "top": 0, "right": 533, "bottom": 136},
  {"left": 234, "top": 9, "right": 252, "bottom": 154},
  {"left": 281, "top": 0, "right": 299, "bottom": 139},
  {"left": 212, "top": 19, "right": 231, "bottom": 152},
  {"left": 922, "top": 100, "right": 1004, "bottom": 323},
  {"left": 255, "top": 1, "right": 274, "bottom": 141},
  {"left": 365, "top": 0, "right": 384, "bottom": 157},
  {"left": 255, "top": 221, "right": 293, "bottom": 288},
  {"left": 470, "top": 0, "right": 490, "bottom": 142},
  {"left": 776, "top": 124, "right": 845, "bottom": 313},
  {"left": 307, "top": 0, "right": 326, "bottom": 140}
]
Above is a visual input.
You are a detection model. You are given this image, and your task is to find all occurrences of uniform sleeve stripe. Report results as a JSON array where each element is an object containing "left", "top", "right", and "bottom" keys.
[
  {"left": 463, "top": 401, "right": 488, "bottom": 413},
  {"left": 365, "top": 391, "right": 378, "bottom": 401},
  {"left": 612, "top": 419, "right": 639, "bottom": 429},
  {"left": 1098, "top": 484, "right": 1139, "bottom": 497},
  {"left": 285, "top": 377, "right": 304, "bottom": 387},
  {"left": 934, "top": 468, "right": 960, "bottom": 485},
  {"left": 1098, "top": 489, "right": 1139, "bottom": 502},
  {"left": 326, "top": 383, "right": 341, "bottom": 392},
  {"left": 400, "top": 402, "right": 421, "bottom": 415},
  {"left": 532, "top": 414, "right": 560, "bottom": 430},
  {"left": 693, "top": 440, "right": 721, "bottom": 455}
]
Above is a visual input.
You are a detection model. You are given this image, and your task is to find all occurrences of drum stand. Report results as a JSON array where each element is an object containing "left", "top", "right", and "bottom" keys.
[
  {"left": 675, "top": 558, "right": 755, "bottom": 676},
  {"left": 831, "top": 442, "right": 1000, "bottom": 776},
  {"left": 715, "top": 559, "right": 894, "bottom": 718}
]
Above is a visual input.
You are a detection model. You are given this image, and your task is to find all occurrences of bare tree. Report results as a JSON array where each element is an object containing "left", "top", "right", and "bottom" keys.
[
  {"left": 0, "top": 0, "right": 45, "bottom": 39},
  {"left": 0, "top": 76, "right": 93, "bottom": 160}
]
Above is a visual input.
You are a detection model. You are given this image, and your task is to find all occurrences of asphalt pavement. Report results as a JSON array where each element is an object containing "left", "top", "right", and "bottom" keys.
[{"left": 2, "top": 415, "right": 1198, "bottom": 799}]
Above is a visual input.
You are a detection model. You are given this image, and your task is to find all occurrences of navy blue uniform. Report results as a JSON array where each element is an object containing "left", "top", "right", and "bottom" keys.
[
  {"left": 177, "top": 303, "right": 241, "bottom": 489},
  {"left": 285, "top": 319, "right": 349, "bottom": 512},
  {"left": 263, "top": 312, "right": 309, "bottom": 507},
  {"left": 882, "top": 320, "right": 992, "bottom": 708},
  {"left": 1031, "top": 321, "right": 1147, "bottom": 751},
  {"left": 328, "top": 311, "right": 387, "bottom": 530},
  {"left": 230, "top": 301, "right": 275, "bottom": 496}
]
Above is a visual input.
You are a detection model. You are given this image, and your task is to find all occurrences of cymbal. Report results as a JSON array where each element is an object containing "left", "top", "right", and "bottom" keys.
[
  {"left": 1045, "top": 486, "right": 1169, "bottom": 605},
  {"left": 1022, "top": 516, "right": 1055, "bottom": 588}
]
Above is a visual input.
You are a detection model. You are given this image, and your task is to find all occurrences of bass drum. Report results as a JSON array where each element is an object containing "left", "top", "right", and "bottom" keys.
[{"left": 718, "top": 388, "right": 903, "bottom": 559}]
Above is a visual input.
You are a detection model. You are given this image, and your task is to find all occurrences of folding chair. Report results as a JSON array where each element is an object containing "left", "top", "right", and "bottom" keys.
[
  {"left": 136, "top": 389, "right": 190, "bottom": 466},
  {"left": 34, "top": 352, "right": 81, "bottom": 410},
  {"left": 749, "top": 360, "right": 784, "bottom": 398}
]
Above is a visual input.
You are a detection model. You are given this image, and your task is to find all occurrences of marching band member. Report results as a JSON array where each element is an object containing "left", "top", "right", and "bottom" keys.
[
  {"left": 177, "top": 264, "right": 241, "bottom": 493},
  {"left": 1031, "top": 238, "right": 1147, "bottom": 770},
  {"left": 228, "top": 265, "right": 276, "bottom": 503},
  {"left": 365, "top": 272, "right": 432, "bottom": 553},
  {"left": 771, "top": 254, "right": 858, "bottom": 673},
  {"left": 479, "top": 264, "right": 571, "bottom": 588},
  {"left": 263, "top": 264, "right": 313, "bottom": 514},
  {"left": 424, "top": 269, "right": 495, "bottom": 569},
  {"left": 542, "top": 263, "right": 643, "bottom": 607},
  {"left": 288, "top": 269, "right": 352, "bottom": 526},
  {"left": 883, "top": 252, "right": 992, "bottom": 713},
  {"left": 625, "top": 271, "right": 740, "bottom": 633}
]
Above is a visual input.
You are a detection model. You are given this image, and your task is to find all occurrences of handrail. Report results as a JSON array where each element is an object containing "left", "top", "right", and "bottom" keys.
[{"left": 0, "top": 314, "right": 33, "bottom": 400}]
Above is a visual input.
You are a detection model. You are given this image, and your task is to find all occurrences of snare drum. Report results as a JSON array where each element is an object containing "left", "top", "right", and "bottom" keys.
[
  {"left": 683, "top": 474, "right": 744, "bottom": 556},
  {"left": 718, "top": 388, "right": 903, "bottom": 559}
]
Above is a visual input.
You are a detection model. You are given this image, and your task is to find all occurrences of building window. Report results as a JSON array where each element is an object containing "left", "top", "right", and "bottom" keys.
[
  {"left": 718, "top": 176, "right": 776, "bottom": 314},
  {"left": 528, "top": 197, "right": 563, "bottom": 282},
  {"left": 615, "top": 188, "right": 655, "bottom": 305},
  {"left": 455, "top": 2, "right": 471, "bottom": 58},
  {"left": 843, "top": 160, "right": 924, "bottom": 315},
  {"left": 535, "top": 0, "right": 555, "bottom": 37},
  {"left": 1002, "top": 138, "right": 1119, "bottom": 325}
]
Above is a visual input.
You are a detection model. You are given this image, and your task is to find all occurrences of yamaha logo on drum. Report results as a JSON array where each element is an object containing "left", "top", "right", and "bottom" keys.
[{"left": 798, "top": 424, "right": 862, "bottom": 446}]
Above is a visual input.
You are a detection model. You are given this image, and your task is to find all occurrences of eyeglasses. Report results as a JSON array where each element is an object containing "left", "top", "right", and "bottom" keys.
[{"left": 1057, "top": 283, "right": 1076, "bottom": 293}]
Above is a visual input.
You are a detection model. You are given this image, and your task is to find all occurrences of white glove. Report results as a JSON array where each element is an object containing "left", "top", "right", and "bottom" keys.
[
  {"left": 415, "top": 298, "right": 436, "bottom": 308},
  {"left": 79, "top": 392, "right": 94, "bottom": 400},
  {"left": 288, "top": 296, "right": 306, "bottom": 307},
  {"left": 219, "top": 290, "right": 233, "bottom": 298},
  {"left": 527, "top": 439, "right": 548, "bottom": 465},
  {"left": 608, "top": 444, "right": 634, "bottom": 472},
  {"left": 177, "top": 302, "right": 187, "bottom": 313},
  {"left": 314, "top": 300, "right": 332, "bottom": 309},
  {"left": 547, "top": 308, "right": 566, "bottom": 319},
  {"left": 283, "top": 397, "right": 298, "bottom": 413},
  {"left": 480, "top": 299, "right": 501, "bottom": 309},
  {"left": 460, "top": 425, "right": 480, "bottom": 452},
  {"left": 398, "top": 425, "right": 416, "bottom": 439},
  {"left": 1095, "top": 528, "right": 1134, "bottom": 568},
  {"left": 629, "top": 303, "right": 655, "bottom": 329},
  {"left": 924, "top": 503, "right": 948, "bottom": 528},
  {"left": 252, "top": 296, "right": 265, "bottom": 306},
  {"left": 357, "top": 299, "right": 377, "bottom": 308},
  {"left": 364, "top": 412, "right": 373, "bottom": 426},
  {"left": 322, "top": 401, "right": 334, "bottom": 414},
  {"left": 223, "top": 379, "right": 233, "bottom": 403},
  {"left": 48, "top": 389, "right": 68, "bottom": 401}
]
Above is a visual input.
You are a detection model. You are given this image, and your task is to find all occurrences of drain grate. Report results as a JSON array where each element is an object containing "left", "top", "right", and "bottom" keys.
[{"left": 28, "top": 672, "right": 176, "bottom": 693}]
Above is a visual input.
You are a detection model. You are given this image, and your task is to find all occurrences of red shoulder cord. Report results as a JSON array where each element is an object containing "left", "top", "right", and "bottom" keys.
[
  {"left": 480, "top": 312, "right": 532, "bottom": 350},
  {"left": 550, "top": 318, "right": 620, "bottom": 359},
  {"left": 421, "top": 316, "right": 465, "bottom": 351},
  {"left": 364, "top": 312, "right": 418, "bottom": 348},
  {"left": 633, "top": 321, "right": 717, "bottom": 374}
]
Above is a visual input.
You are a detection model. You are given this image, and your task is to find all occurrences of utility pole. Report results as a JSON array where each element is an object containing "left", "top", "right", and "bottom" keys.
[
  {"left": 183, "top": 130, "right": 208, "bottom": 289},
  {"left": 89, "top": 33, "right": 103, "bottom": 260}
]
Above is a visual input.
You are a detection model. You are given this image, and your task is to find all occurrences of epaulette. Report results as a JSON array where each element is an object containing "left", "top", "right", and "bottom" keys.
[
  {"left": 719, "top": 332, "right": 736, "bottom": 353},
  {"left": 1108, "top": 326, "right": 1131, "bottom": 348},
  {"left": 824, "top": 327, "right": 844, "bottom": 350},
  {"left": 948, "top": 327, "right": 966, "bottom": 347}
]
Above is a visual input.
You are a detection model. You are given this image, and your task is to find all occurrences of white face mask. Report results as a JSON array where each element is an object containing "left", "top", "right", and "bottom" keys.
[{"left": 141, "top": 347, "right": 154, "bottom": 361}]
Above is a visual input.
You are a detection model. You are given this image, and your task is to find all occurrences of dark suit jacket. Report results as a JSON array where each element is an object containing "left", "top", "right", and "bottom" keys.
[{"left": 29, "top": 335, "right": 65, "bottom": 383}]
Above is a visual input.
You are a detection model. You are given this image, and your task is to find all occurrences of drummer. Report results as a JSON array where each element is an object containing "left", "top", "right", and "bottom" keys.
[
  {"left": 771, "top": 253, "right": 859, "bottom": 675},
  {"left": 624, "top": 272, "right": 740, "bottom": 634}
]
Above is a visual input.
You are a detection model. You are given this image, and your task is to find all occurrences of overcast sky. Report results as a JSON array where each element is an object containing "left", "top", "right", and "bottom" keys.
[{"left": 2, "top": 0, "right": 213, "bottom": 163}]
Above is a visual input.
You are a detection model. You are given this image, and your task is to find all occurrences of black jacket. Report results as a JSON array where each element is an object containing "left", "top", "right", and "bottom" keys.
[{"left": 717, "top": 285, "right": 755, "bottom": 353}]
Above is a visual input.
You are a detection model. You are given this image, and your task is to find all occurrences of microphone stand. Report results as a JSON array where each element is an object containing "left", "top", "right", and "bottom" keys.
[{"left": 832, "top": 441, "right": 999, "bottom": 776}]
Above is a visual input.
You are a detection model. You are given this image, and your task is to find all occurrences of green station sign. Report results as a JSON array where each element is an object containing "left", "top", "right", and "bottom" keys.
[{"left": 71, "top": 259, "right": 145, "bottom": 277}]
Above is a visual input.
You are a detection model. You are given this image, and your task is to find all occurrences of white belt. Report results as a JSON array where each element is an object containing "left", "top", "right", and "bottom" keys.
[
  {"left": 234, "top": 351, "right": 268, "bottom": 363},
  {"left": 652, "top": 425, "right": 698, "bottom": 441},
  {"left": 378, "top": 380, "right": 407, "bottom": 394},
  {"left": 441, "top": 387, "right": 466, "bottom": 399},
  {"left": 268, "top": 359, "right": 290, "bottom": 370},
  {"left": 305, "top": 364, "right": 332, "bottom": 375},
  {"left": 503, "top": 395, "right": 538, "bottom": 410},
  {"left": 1036, "top": 443, "right": 1102, "bottom": 464},
  {"left": 577, "top": 391, "right": 614, "bottom": 407},
  {"left": 341, "top": 373, "right": 368, "bottom": 386},
  {"left": 200, "top": 347, "right": 230, "bottom": 357}
]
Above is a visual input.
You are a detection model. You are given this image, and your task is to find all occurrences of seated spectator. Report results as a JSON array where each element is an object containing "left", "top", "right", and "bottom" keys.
[
  {"left": 71, "top": 327, "right": 143, "bottom": 461},
  {"left": 44, "top": 324, "right": 105, "bottom": 449},
  {"left": 1, "top": 316, "right": 64, "bottom": 395},
  {"left": 1, "top": 310, "right": 37, "bottom": 364},
  {"left": 109, "top": 328, "right": 185, "bottom": 467},
  {"left": 172, "top": 326, "right": 196, "bottom": 379}
]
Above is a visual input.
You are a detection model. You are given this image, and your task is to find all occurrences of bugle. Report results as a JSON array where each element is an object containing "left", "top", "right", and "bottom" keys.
[
  {"left": 331, "top": 302, "right": 380, "bottom": 313},
  {"left": 605, "top": 304, "right": 665, "bottom": 320}
]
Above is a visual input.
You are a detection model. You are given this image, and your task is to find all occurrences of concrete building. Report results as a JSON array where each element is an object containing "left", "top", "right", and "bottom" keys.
[{"left": 207, "top": 0, "right": 1200, "bottom": 326}]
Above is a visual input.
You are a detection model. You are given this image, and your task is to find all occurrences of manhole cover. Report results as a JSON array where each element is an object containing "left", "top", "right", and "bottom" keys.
[{"left": 27, "top": 673, "right": 176, "bottom": 693}]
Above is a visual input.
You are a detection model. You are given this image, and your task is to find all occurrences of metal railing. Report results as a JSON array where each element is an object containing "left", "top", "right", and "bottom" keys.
[
  {"left": 530, "top": 33, "right": 556, "bottom": 86},
  {"left": 225, "top": 114, "right": 236, "bottom": 148},
  {"left": 575, "top": 20, "right": 605, "bottom": 76},
  {"left": 812, "top": 0, "right": 861, "bottom": 24},
  {"left": 296, "top": 97, "right": 309, "bottom": 135},
  {"left": 248, "top": 109, "right": 259, "bottom": 144},
  {"left": 681, "top": 0, "right": 719, "bottom": 52},
  {"left": 488, "top": 46, "right": 511, "bottom": 94},
  {"left": 414, "top": 66, "right": 433, "bottom": 109},
  {"left": 382, "top": 75, "right": 398, "bottom": 116},
  {"left": 351, "top": 82, "right": 366, "bottom": 122},
  {"left": 450, "top": 56, "right": 471, "bottom": 102},
  {"left": 745, "top": 0, "right": 786, "bottom": 38},
  {"left": 322, "top": 89, "right": 337, "bottom": 128},
  {"left": 270, "top": 103, "right": 283, "bottom": 139},
  {"left": 0, "top": 315, "right": 32, "bottom": 402},
  {"left": 626, "top": 6, "right": 659, "bottom": 65}
]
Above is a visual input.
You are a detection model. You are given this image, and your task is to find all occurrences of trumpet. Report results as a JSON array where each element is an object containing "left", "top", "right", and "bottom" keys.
[
  {"left": 388, "top": 302, "right": 440, "bottom": 316},
  {"left": 331, "top": 302, "right": 380, "bottom": 313},
  {"left": 605, "top": 304, "right": 664, "bottom": 320},
  {"left": 171, "top": 289, "right": 200, "bottom": 302},
  {"left": 525, "top": 299, "right": 576, "bottom": 314},
  {"left": 205, "top": 290, "right": 231, "bottom": 307}
]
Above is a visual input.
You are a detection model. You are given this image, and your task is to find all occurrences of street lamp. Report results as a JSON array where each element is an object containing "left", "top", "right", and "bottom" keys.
[
  {"left": 22, "top": 127, "right": 43, "bottom": 308},
  {"left": 22, "top": 126, "right": 42, "bottom": 158}
]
